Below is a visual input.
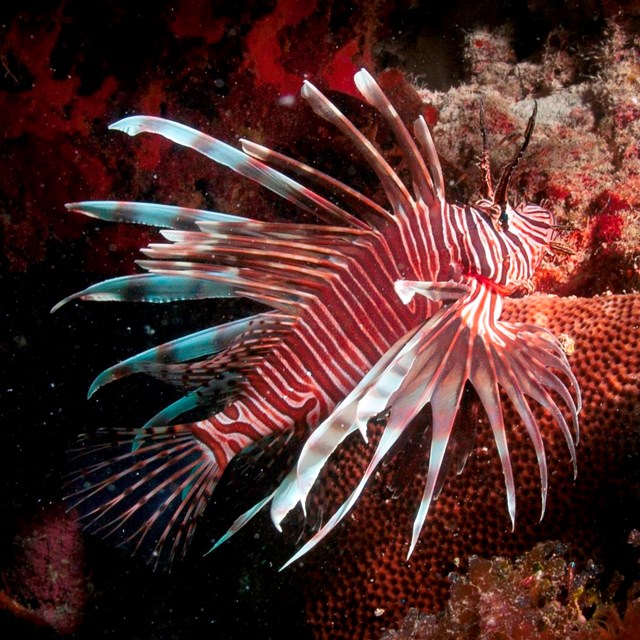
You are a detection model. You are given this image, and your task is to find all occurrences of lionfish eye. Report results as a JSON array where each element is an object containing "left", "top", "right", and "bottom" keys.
[
  {"left": 498, "top": 205, "right": 509, "bottom": 231},
  {"left": 484, "top": 202, "right": 506, "bottom": 232}
]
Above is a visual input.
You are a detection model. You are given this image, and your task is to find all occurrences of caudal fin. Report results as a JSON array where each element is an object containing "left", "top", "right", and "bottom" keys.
[{"left": 66, "top": 424, "right": 223, "bottom": 569}]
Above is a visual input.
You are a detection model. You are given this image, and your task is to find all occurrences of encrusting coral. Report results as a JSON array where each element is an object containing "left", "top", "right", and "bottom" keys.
[{"left": 380, "top": 540, "right": 640, "bottom": 640}]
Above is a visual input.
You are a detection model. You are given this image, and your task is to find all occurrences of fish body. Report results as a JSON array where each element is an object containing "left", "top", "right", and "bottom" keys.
[{"left": 57, "top": 70, "right": 579, "bottom": 568}]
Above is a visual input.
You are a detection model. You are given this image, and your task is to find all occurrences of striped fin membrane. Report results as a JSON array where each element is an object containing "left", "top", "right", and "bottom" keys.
[
  {"left": 65, "top": 425, "right": 219, "bottom": 568},
  {"left": 57, "top": 68, "right": 580, "bottom": 569},
  {"left": 65, "top": 201, "right": 249, "bottom": 230},
  {"left": 87, "top": 315, "right": 263, "bottom": 397}
]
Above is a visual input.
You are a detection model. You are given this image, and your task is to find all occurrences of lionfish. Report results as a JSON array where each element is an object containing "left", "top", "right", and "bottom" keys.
[{"left": 55, "top": 69, "right": 580, "bottom": 569}]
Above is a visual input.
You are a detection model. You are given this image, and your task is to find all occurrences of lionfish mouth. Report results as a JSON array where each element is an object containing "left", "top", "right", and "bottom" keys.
[{"left": 56, "top": 68, "right": 581, "bottom": 569}]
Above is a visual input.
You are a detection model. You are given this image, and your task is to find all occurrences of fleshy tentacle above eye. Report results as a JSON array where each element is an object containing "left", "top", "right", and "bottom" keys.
[{"left": 273, "top": 279, "right": 580, "bottom": 568}]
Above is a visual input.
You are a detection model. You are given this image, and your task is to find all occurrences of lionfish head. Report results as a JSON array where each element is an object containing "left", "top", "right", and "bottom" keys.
[{"left": 472, "top": 102, "right": 569, "bottom": 291}]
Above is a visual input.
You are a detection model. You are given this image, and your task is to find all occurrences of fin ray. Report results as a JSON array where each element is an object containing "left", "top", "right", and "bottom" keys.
[
  {"left": 65, "top": 201, "right": 250, "bottom": 229},
  {"left": 110, "top": 116, "right": 365, "bottom": 228},
  {"left": 51, "top": 273, "right": 237, "bottom": 313},
  {"left": 89, "top": 314, "right": 268, "bottom": 396},
  {"left": 354, "top": 69, "right": 436, "bottom": 206}
]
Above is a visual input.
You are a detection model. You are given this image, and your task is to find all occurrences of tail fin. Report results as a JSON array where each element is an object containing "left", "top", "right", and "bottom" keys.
[{"left": 66, "top": 423, "right": 223, "bottom": 569}]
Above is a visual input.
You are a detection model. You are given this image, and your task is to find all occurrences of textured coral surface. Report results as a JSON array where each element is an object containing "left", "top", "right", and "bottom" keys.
[
  {"left": 1, "top": 1, "right": 639, "bottom": 639},
  {"left": 1, "top": 506, "right": 86, "bottom": 635},
  {"left": 380, "top": 541, "right": 640, "bottom": 640}
]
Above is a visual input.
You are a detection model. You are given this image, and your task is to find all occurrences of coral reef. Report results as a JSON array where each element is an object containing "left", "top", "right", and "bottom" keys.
[
  {"left": 0, "top": 506, "right": 87, "bottom": 635},
  {"left": 381, "top": 541, "right": 640, "bottom": 640}
]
